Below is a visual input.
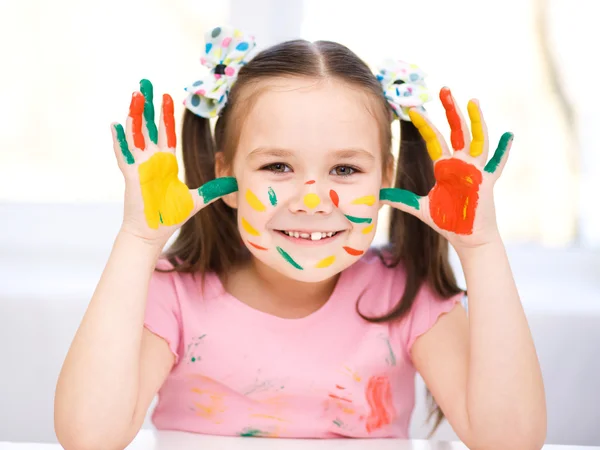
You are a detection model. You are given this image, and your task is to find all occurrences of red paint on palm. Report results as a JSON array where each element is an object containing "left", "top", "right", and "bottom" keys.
[
  {"left": 439, "top": 87, "right": 464, "bottom": 151},
  {"left": 429, "top": 159, "right": 482, "bottom": 235},
  {"left": 162, "top": 94, "right": 177, "bottom": 148},
  {"left": 129, "top": 92, "right": 146, "bottom": 149}
]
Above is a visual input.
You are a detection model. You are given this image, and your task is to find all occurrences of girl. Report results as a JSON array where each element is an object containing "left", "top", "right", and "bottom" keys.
[{"left": 54, "top": 26, "right": 546, "bottom": 450}]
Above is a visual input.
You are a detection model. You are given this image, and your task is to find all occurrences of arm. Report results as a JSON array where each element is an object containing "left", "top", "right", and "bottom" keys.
[
  {"left": 411, "top": 237, "right": 546, "bottom": 450},
  {"left": 54, "top": 232, "right": 175, "bottom": 450}
]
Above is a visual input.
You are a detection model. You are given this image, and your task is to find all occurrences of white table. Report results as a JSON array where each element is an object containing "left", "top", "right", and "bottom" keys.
[{"left": 0, "top": 430, "right": 597, "bottom": 450}]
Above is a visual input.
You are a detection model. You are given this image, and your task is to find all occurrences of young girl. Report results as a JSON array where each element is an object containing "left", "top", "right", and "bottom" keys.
[{"left": 54, "top": 26, "right": 546, "bottom": 449}]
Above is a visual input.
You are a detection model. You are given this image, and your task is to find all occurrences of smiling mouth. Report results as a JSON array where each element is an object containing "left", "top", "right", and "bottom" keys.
[{"left": 276, "top": 230, "right": 343, "bottom": 242}]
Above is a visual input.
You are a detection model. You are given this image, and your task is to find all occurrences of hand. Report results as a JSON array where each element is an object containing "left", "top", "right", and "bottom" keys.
[
  {"left": 111, "top": 79, "right": 237, "bottom": 245},
  {"left": 380, "top": 87, "right": 513, "bottom": 250}
]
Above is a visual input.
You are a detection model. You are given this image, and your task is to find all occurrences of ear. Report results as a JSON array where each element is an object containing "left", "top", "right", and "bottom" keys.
[{"left": 215, "top": 152, "right": 238, "bottom": 209}]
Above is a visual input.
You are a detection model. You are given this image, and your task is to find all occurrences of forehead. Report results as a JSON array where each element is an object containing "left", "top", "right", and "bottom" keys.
[{"left": 237, "top": 77, "right": 382, "bottom": 156}]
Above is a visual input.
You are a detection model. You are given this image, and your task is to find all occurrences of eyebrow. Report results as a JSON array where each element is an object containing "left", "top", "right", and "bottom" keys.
[{"left": 247, "top": 147, "right": 376, "bottom": 161}]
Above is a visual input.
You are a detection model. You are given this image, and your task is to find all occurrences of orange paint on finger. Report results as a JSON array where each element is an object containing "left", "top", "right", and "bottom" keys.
[
  {"left": 129, "top": 92, "right": 146, "bottom": 149},
  {"left": 440, "top": 87, "right": 464, "bottom": 151},
  {"left": 429, "top": 159, "right": 482, "bottom": 235},
  {"left": 343, "top": 246, "right": 364, "bottom": 256},
  {"left": 365, "top": 376, "right": 396, "bottom": 433},
  {"left": 162, "top": 94, "right": 177, "bottom": 148}
]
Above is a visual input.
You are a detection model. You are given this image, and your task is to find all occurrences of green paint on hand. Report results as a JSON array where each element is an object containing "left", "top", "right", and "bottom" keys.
[
  {"left": 268, "top": 187, "right": 277, "bottom": 206},
  {"left": 240, "top": 428, "right": 265, "bottom": 437},
  {"left": 198, "top": 177, "right": 238, "bottom": 203},
  {"left": 484, "top": 132, "right": 513, "bottom": 174},
  {"left": 344, "top": 214, "right": 373, "bottom": 224},
  {"left": 140, "top": 79, "right": 158, "bottom": 145},
  {"left": 276, "top": 246, "right": 303, "bottom": 270},
  {"left": 379, "top": 188, "right": 421, "bottom": 210},
  {"left": 114, "top": 124, "right": 134, "bottom": 165}
]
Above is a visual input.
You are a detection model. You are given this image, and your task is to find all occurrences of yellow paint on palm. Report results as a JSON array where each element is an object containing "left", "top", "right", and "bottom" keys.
[
  {"left": 303, "top": 193, "right": 321, "bottom": 209},
  {"left": 467, "top": 100, "right": 485, "bottom": 157},
  {"left": 408, "top": 109, "right": 443, "bottom": 161},
  {"left": 315, "top": 255, "right": 335, "bottom": 268},
  {"left": 362, "top": 224, "right": 375, "bottom": 234},
  {"left": 138, "top": 152, "right": 194, "bottom": 229},
  {"left": 462, "top": 196, "right": 469, "bottom": 220},
  {"left": 241, "top": 217, "right": 260, "bottom": 236},
  {"left": 351, "top": 195, "right": 376, "bottom": 206},
  {"left": 245, "top": 189, "right": 266, "bottom": 212}
]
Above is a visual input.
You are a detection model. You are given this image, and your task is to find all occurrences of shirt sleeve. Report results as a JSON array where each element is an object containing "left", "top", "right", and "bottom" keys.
[
  {"left": 144, "top": 262, "right": 183, "bottom": 363},
  {"left": 402, "top": 283, "right": 463, "bottom": 356}
]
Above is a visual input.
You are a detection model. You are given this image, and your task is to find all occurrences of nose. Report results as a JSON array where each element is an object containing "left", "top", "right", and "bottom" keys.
[{"left": 288, "top": 180, "right": 334, "bottom": 215}]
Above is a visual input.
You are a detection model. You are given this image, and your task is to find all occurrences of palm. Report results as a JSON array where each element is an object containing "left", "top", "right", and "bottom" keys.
[
  {"left": 381, "top": 87, "right": 513, "bottom": 249},
  {"left": 112, "top": 79, "right": 237, "bottom": 242}
]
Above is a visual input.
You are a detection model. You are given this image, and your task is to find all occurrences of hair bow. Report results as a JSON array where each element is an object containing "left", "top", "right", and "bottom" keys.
[
  {"left": 184, "top": 26, "right": 257, "bottom": 118},
  {"left": 376, "top": 60, "right": 432, "bottom": 122}
]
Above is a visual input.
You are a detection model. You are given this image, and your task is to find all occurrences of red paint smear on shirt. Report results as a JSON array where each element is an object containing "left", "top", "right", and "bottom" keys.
[
  {"left": 440, "top": 87, "right": 464, "bottom": 151},
  {"left": 343, "top": 246, "right": 364, "bottom": 256},
  {"left": 162, "top": 94, "right": 177, "bottom": 149},
  {"left": 329, "top": 394, "right": 352, "bottom": 403},
  {"left": 429, "top": 159, "right": 482, "bottom": 235},
  {"left": 305, "top": 180, "right": 316, "bottom": 185},
  {"left": 336, "top": 385, "right": 346, "bottom": 390},
  {"left": 248, "top": 241, "right": 268, "bottom": 251},
  {"left": 129, "top": 92, "right": 146, "bottom": 149},
  {"left": 329, "top": 190, "right": 339, "bottom": 207},
  {"left": 365, "top": 375, "right": 396, "bottom": 433}
]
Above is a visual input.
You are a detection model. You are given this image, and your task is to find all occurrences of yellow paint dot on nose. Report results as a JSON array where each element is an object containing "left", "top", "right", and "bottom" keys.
[
  {"left": 241, "top": 217, "right": 260, "bottom": 236},
  {"left": 245, "top": 189, "right": 266, "bottom": 212},
  {"left": 315, "top": 255, "right": 335, "bottom": 268},
  {"left": 351, "top": 195, "right": 376, "bottom": 206},
  {"left": 303, "top": 193, "right": 321, "bottom": 209}
]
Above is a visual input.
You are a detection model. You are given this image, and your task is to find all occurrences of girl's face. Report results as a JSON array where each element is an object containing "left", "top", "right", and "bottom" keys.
[{"left": 224, "top": 77, "right": 389, "bottom": 282}]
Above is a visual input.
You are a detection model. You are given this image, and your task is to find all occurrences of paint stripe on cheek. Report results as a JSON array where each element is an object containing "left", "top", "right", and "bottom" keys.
[
  {"left": 315, "top": 255, "right": 335, "bottom": 268},
  {"left": 351, "top": 195, "right": 376, "bottom": 206},
  {"left": 241, "top": 217, "right": 260, "bottom": 236},
  {"left": 343, "top": 246, "right": 364, "bottom": 256},
  {"left": 344, "top": 214, "right": 372, "bottom": 224},
  {"left": 245, "top": 189, "right": 266, "bottom": 212},
  {"left": 362, "top": 224, "right": 375, "bottom": 234},
  {"left": 248, "top": 241, "right": 268, "bottom": 250},
  {"left": 267, "top": 187, "right": 277, "bottom": 206},
  {"left": 329, "top": 190, "right": 339, "bottom": 207},
  {"left": 276, "top": 247, "right": 303, "bottom": 270}
]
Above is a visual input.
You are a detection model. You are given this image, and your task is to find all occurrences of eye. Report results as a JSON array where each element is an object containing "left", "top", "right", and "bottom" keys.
[
  {"left": 262, "top": 163, "right": 292, "bottom": 173},
  {"left": 330, "top": 165, "right": 358, "bottom": 177}
]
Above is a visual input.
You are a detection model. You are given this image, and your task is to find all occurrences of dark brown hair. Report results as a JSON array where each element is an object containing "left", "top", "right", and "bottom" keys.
[{"left": 161, "top": 39, "right": 464, "bottom": 434}]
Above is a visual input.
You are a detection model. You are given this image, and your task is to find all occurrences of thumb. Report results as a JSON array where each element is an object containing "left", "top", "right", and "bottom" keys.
[
  {"left": 191, "top": 177, "right": 239, "bottom": 215},
  {"left": 379, "top": 188, "right": 423, "bottom": 218}
]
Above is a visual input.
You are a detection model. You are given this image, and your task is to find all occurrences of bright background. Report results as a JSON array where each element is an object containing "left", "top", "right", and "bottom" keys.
[{"left": 1, "top": 0, "right": 599, "bottom": 446}]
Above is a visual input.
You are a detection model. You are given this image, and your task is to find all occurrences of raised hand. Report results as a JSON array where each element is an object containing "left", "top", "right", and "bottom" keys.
[
  {"left": 380, "top": 87, "right": 514, "bottom": 249},
  {"left": 111, "top": 79, "right": 237, "bottom": 244}
]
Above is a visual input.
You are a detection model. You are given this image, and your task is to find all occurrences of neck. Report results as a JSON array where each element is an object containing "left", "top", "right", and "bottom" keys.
[{"left": 226, "top": 257, "right": 339, "bottom": 318}]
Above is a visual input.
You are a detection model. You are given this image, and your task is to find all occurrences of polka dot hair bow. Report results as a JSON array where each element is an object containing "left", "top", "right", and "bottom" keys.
[
  {"left": 376, "top": 59, "right": 432, "bottom": 122},
  {"left": 184, "top": 26, "right": 257, "bottom": 118}
]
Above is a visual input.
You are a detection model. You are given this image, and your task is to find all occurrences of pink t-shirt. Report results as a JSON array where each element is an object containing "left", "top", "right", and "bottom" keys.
[{"left": 144, "top": 249, "right": 461, "bottom": 439}]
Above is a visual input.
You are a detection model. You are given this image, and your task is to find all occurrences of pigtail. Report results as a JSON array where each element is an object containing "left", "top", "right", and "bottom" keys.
[{"left": 161, "top": 110, "right": 245, "bottom": 278}]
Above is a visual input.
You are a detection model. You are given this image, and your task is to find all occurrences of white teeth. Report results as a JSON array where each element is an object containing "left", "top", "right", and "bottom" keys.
[
  {"left": 294, "top": 232, "right": 300, "bottom": 238},
  {"left": 327, "top": 232, "right": 333, "bottom": 237},
  {"left": 282, "top": 230, "right": 338, "bottom": 240},
  {"left": 300, "top": 233, "right": 310, "bottom": 238},
  {"left": 311, "top": 232, "right": 322, "bottom": 241}
]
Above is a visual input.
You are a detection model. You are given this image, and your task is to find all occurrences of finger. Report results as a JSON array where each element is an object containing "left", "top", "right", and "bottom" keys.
[
  {"left": 158, "top": 94, "right": 177, "bottom": 151},
  {"left": 408, "top": 108, "right": 451, "bottom": 162},
  {"left": 439, "top": 87, "right": 470, "bottom": 153},
  {"left": 193, "top": 176, "right": 239, "bottom": 214},
  {"left": 140, "top": 79, "right": 159, "bottom": 145},
  {"left": 379, "top": 188, "right": 423, "bottom": 218},
  {"left": 467, "top": 99, "right": 489, "bottom": 160},
  {"left": 484, "top": 132, "right": 514, "bottom": 176},
  {"left": 111, "top": 123, "right": 135, "bottom": 166},
  {"left": 127, "top": 92, "right": 146, "bottom": 150}
]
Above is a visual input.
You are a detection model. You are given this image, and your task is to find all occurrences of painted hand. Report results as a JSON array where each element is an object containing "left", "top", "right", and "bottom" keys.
[
  {"left": 111, "top": 79, "right": 237, "bottom": 243},
  {"left": 380, "top": 87, "right": 513, "bottom": 249}
]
